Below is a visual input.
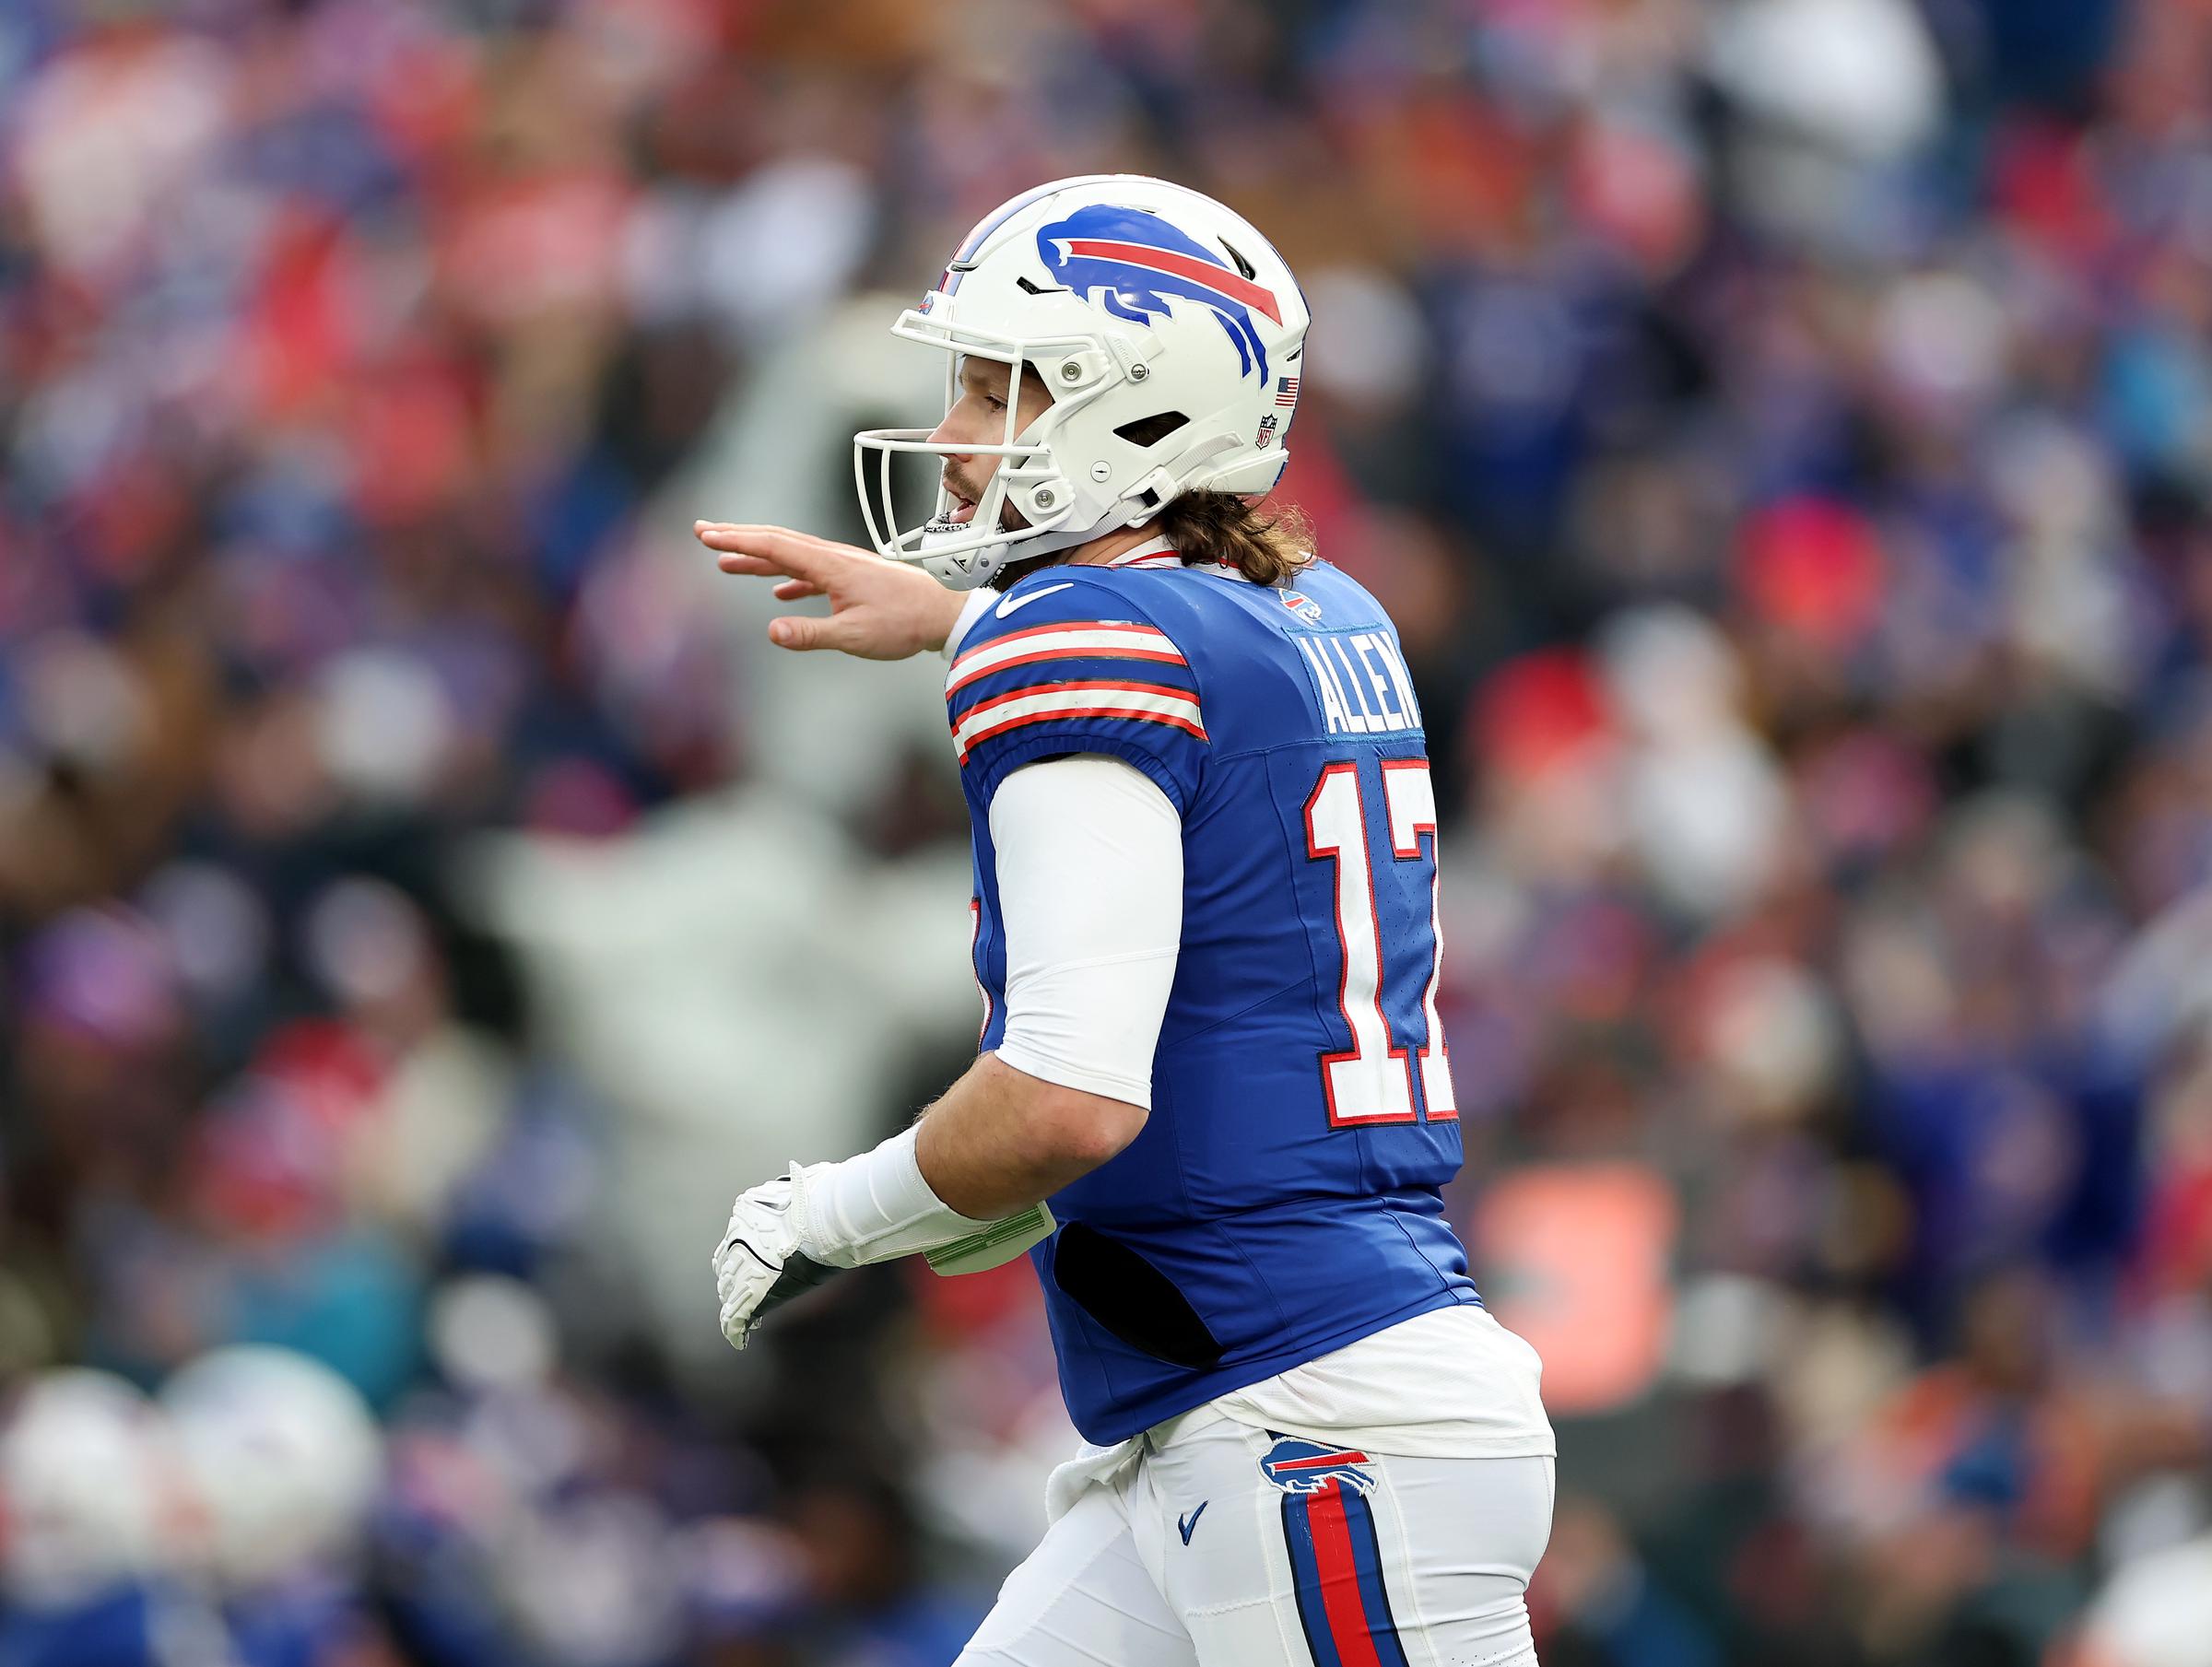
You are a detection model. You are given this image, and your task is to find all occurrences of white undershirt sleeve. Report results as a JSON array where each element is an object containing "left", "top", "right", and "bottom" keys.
[
  {"left": 987, "top": 755, "right": 1183, "bottom": 1109},
  {"left": 941, "top": 587, "right": 1000, "bottom": 660}
]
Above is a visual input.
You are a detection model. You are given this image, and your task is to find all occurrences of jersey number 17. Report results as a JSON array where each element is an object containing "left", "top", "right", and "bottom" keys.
[{"left": 1304, "top": 759, "right": 1457, "bottom": 1127}]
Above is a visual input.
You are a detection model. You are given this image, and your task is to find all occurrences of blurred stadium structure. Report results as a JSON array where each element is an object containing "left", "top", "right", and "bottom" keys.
[{"left": 4, "top": 0, "right": 2212, "bottom": 1662}]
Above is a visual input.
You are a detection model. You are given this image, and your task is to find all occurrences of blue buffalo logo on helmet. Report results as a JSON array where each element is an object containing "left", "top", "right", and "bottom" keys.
[
  {"left": 1258, "top": 1435, "right": 1374, "bottom": 1495},
  {"left": 1037, "top": 204, "right": 1280, "bottom": 382}
]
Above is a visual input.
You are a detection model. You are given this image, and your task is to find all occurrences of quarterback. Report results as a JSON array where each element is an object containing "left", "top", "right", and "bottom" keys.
[{"left": 699, "top": 176, "right": 1555, "bottom": 1667}]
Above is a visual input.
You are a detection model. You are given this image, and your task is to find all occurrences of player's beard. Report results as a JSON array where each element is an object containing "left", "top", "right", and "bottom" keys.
[{"left": 943, "top": 464, "right": 1069, "bottom": 589}]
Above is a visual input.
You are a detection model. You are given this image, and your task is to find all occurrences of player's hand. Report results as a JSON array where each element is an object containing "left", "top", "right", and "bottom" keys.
[
  {"left": 696, "top": 522, "right": 969, "bottom": 661},
  {"left": 711, "top": 1174, "right": 842, "bottom": 1349}
]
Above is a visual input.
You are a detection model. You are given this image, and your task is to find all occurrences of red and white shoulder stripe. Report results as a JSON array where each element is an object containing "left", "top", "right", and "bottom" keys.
[
  {"left": 946, "top": 620, "right": 1186, "bottom": 697},
  {"left": 952, "top": 679, "right": 1206, "bottom": 763}
]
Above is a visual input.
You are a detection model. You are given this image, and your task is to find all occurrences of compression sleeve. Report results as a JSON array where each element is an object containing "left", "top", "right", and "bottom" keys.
[{"left": 987, "top": 755, "right": 1182, "bottom": 1109}]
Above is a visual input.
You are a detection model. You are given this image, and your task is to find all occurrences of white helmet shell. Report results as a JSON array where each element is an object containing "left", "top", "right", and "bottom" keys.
[
  {"left": 854, "top": 174, "right": 1310, "bottom": 590},
  {"left": 162, "top": 1346, "right": 382, "bottom": 1591},
  {"left": 0, "top": 1369, "right": 184, "bottom": 1606}
]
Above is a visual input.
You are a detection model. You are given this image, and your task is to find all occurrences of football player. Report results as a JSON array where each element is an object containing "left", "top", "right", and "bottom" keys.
[{"left": 700, "top": 175, "right": 1555, "bottom": 1667}]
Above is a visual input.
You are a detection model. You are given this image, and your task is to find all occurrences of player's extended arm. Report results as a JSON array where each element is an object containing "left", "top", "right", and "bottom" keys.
[{"left": 696, "top": 522, "right": 971, "bottom": 659}]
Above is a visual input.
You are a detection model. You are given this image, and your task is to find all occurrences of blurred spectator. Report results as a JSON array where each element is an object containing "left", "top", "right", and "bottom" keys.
[{"left": 6, "top": 0, "right": 2212, "bottom": 1663}]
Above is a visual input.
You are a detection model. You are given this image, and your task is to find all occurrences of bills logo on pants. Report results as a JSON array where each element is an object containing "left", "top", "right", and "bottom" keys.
[
  {"left": 1259, "top": 1436, "right": 1374, "bottom": 1495},
  {"left": 1259, "top": 1438, "right": 1410, "bottom": 1667}
]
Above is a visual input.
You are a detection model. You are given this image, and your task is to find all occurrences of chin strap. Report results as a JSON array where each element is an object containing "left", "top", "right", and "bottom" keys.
[
  {"left": 996, "top": 507, "right": 1130, "bottom": 564},
  {"left": 917, "top": 497, "right": 1152, "bottom": 590}
]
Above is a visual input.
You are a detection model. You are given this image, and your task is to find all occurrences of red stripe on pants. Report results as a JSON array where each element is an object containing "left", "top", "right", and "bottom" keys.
[{"left": 1308, "top": 1480, "right": 1385, "bottom": 1667}]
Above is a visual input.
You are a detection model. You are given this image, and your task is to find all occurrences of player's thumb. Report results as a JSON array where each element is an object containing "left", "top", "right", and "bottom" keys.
[{"left": 769, "top": 615, "right": 839, "bottom": 652}]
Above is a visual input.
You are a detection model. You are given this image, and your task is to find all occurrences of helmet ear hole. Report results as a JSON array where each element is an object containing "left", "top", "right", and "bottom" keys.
[{"left": 1113, "top": 412, "right": 1190, "bottom": 448}]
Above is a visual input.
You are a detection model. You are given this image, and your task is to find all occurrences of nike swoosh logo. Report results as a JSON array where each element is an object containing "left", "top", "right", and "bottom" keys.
[
  {"left": 996, "top": 582, "right": 1075, "bottom": 618},
  {"left": 1177, "top": 1501, "right": 1208, "bottom": 1544}
]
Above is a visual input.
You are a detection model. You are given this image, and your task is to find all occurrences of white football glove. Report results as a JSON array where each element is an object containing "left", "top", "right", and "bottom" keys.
[
  {"left": 711, "top": 1174, "right": 841, "bottom": 1350},
  {"left": 712, "top": 1132, "right": 1060, "bottom": 1351}
]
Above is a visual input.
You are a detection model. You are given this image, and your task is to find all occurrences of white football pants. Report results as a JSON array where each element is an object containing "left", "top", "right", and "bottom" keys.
[{"left": 955, "top": 1406, "right": 1553, "bottom": 1667}]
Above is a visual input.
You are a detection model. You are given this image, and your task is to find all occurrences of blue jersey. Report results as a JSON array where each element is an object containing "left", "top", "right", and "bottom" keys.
[
  {"left": 0, "top": 1588, "right": 170, "bottom": 1667},
  {"left": 948, "top": 556, "right": 1477, "bottom": 1444}
]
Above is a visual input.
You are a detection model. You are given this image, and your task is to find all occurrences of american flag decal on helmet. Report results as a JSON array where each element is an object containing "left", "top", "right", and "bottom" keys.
[{"left": 1276, "top": 376, "right": 1299, "bottom": 405}]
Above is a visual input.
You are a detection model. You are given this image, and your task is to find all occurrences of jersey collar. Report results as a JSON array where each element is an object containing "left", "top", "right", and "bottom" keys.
[
  {"left": 1108, "top": 536, "right": 1182, "bottom": 570},
  {"left": 1105, "top": 536, "right": 1261, "bottom": 582}
]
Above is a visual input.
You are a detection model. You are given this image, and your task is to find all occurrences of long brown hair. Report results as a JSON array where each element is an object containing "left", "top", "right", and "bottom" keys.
[{"left": 1159, "top": 491, "right": 1315, "bottom": 586}]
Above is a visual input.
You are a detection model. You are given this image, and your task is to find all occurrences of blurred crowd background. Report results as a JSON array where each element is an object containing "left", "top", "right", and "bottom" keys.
[{"left": 6, "top": 0, "right": 2212, "bottom": 1663}]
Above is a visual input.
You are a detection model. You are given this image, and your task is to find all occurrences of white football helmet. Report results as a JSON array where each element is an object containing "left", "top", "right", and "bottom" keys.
[
  {"left": 855, "top": 174, "right": 1311, "bottom": 590},
  {"left": 162, "top": 1346, "right": 382, "bottom": 1591},
  {"left": 0, "top": 1369, "right": 183, "bottom": 1605}
]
